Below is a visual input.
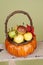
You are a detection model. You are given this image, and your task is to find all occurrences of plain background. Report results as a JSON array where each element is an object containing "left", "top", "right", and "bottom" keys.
[
  {"left": 0, "top": 0, "right": 43, "bottom": 44},
  {"left": 0, "top": 0, "right": 43, "bottom": 65}
]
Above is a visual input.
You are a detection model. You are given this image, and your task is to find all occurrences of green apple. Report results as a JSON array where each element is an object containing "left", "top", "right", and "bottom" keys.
[
  {"left": 13, "top": 34, "right": 24, "bottom": 43},
  {"left": 24, "top": 32, "right": 32, "bottom": 41},
  {"left": 8, "top": 31, "right": 16, "bottom": 38}
]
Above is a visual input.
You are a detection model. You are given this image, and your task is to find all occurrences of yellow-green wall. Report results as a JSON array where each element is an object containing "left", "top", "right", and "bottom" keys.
[
  {"left": 0, "top": 0, "right": 43, "bottom": 65},
  {"left": 0, "top": 59, "right": 43, "bottom": 65},
  {"left": 0, "top": 0, "right": 43, "bottom": 43},
  {"left": 15, "top": 59, "right": 43, "bottom": 65}
]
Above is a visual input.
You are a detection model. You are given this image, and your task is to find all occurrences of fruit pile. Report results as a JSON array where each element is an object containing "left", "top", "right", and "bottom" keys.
[{"left": 8, "top": 24, "right": 35, "bottom": 44}]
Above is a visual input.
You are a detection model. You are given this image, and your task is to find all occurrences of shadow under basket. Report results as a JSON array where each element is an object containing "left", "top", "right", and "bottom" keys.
[{"left": 5, "top": 10, "right": 37, "bottom": 57}]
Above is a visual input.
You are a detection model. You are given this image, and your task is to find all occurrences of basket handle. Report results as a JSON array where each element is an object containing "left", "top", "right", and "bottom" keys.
[{"left": 5, "top": 10, "right": 33, "bottom": 38}]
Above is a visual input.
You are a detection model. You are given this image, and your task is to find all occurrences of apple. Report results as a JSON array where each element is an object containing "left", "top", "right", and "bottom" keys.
[
  {"left": 17, "top": 25, "right": 26, "bottom": 34},
  {"left": 26, "top": 24, "right": 35, "bottom": 36},
  {"left": 13, "top": 34, "right": 24, "bottom": 43},
  {"left": 24, "top": 32, "right": 32, "bottom": 41},
  {"left": 26, "top": 25, "right": 31, "bottom": 32},
  {"left": 8, "top": 31, "right": 16, "bottom": 38}
]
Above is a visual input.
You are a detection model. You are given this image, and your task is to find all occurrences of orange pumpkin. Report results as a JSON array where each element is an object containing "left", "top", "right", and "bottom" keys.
[{"left": 5, "top": 10, "right": 37, "bottom": 57}]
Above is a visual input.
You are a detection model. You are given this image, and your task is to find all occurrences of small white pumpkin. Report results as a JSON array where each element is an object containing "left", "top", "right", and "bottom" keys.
[{"left": 13, "top": 34, "right": 24, "bottom": 43}]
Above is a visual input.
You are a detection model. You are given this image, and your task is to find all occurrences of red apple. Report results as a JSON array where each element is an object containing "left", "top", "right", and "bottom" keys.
[
  {"left": 26, "top": 24, "right": 31, "bottom": 32},
  {"left": 26, "top": 24, "right": 34, "bottom": 32},
  {"left": 26, "top": 24, "right": 35, "bottom": 36},
  {"left": 24, "top": 32, "right": 32, "bottom": 41},
  {"left": 17, "top": 25, "right": 26, "bottom": 34}
]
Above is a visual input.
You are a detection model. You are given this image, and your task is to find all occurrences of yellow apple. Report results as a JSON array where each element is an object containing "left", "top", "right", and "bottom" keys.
[{"left": 24, "top": 32, "right": 32, "bottom": 41}]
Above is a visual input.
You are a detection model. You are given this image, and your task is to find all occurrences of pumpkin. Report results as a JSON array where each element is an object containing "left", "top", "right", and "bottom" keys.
[
  {"left": 5, "top": 36, "right": 37, "bottom": 57},
  {"left": 5, "top": 10, "right": 37, "bottom": 57}
]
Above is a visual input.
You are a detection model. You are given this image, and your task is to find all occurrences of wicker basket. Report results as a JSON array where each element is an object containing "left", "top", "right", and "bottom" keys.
[{"left": 5, "top": 10, "right": 37, "bottom": 57}]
